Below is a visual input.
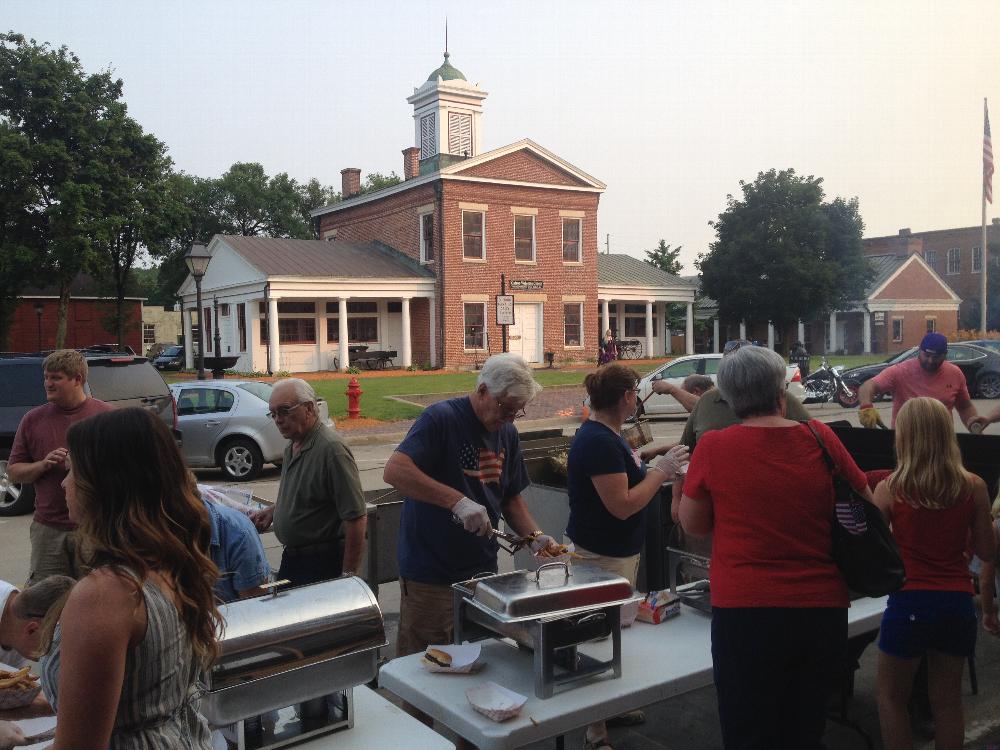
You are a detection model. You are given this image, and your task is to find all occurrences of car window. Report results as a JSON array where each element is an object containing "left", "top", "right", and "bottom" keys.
[
  {"left": 702, "top": 358, "right": 721, "bottom": 375},
  {"left": 661, "top": 359, "right": 700, "bottom": 379},
  {"left": 237, "top": 382, "right": 272, "bottom": 402},
  {"left": 947, "top": 346, "right": 985, "bottom": 363},
  {"left": 86, "top": 361, "right": 170, "bottom": 401},
  {"left": 0, "top": 363, "right": 46, "bottom": 408},
  {"left": 164, "top": 346, "right": 183, "bottom": 356},
  {"left": 176, "top": 387, "right": 234, "bottom": 415}
]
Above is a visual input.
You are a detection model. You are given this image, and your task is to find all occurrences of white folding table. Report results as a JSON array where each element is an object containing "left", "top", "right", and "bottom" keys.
[{"left": 379, "top": 598, "right": 886, "bottom": 750}]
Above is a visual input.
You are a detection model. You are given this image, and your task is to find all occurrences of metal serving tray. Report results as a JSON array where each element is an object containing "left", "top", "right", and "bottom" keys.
[{"left": 460, "top": 562, "right": 635, "bottom": 623}]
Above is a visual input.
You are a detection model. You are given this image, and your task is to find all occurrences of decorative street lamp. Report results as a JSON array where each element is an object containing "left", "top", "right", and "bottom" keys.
[
  {"left": 184, "top": 243, "right": 212, "bottom": 380},
  {"left": 33, "top": 302, "right": 43, "bottom": 352},
  {"left": 212, "top": 296, "right": 223, "bottom": 377}
]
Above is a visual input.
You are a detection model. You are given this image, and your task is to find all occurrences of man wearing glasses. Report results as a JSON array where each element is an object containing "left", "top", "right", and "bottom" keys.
[
  {"left": 858, "top": 332, "right": 979, "bottom": 429},
  {"left": 251, "top": 378, "right": 366, "bottom": 585},
  {"left": 383, "top": 353, "right": 558, "bottom": 658}
]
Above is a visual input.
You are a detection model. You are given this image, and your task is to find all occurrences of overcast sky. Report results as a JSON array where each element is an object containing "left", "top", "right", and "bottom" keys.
[{"left": 6, "top": 0, "right": 999, "bottom": 272}]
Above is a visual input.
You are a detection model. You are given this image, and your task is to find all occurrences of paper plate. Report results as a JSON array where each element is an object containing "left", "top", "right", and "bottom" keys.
[
  {"left": 421, "top": 644, "right": 483, "bottom": 674},
  {"left": 465, "top": 681, "right": 527, "bottom": 722}
]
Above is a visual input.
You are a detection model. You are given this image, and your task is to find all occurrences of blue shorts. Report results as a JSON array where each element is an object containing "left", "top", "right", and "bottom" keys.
[{"left": 878, "top": 590, "right": 976, "bottom": 659}]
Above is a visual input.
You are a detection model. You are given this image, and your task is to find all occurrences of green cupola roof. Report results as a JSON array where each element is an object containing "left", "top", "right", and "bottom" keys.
[{"left": 426, "top": 52, "right": 466, "bottom": 82}]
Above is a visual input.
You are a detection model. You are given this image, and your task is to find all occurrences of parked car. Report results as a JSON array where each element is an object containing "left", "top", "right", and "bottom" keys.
[
  {"left": 169, "top": 380, "right": 333, "bottom": 481},
  {"left": 837, "top": 342, "right": 1000, "bottom": 404},
  {"left": 153, "top": 345, "right": 185, "bottom": 371},
  {"left": 963, "top": 339, "right": 1000, "bottom": 354},
  {"left": 0, "top": 353, "right": 176, "bottom": 516},
  {"left": 635, "top": 353, "right": 804, "bottom": 416}
]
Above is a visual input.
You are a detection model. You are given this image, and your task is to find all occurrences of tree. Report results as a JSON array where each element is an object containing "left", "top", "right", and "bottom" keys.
[
  {"left": 644, "top": 240, "right": 683, "bottom": 275},
  {"left": 698, "top": 168, "right": 872, "bottom": 329},
  {"left": 0, "top": 33, "right": 125, "bottom": 347},
  {"left": 361, "top": 171, "right": 402, "bottom": 194},
  {"left": 298, "top": 178, "right": 340, "bottom": 231},
  {"left": 214, "top": 162, "right": 312, "bottom": 238}
]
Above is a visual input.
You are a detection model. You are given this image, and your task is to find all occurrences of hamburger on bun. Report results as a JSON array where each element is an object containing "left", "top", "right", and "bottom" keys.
[{"left": 422, "top": 647, "right": 453, "bottom": 668}]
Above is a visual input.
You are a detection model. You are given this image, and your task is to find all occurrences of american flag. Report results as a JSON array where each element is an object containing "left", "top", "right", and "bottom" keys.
[
  {"left": 836, "top": 500, "right": 868, "bottom": 535},
  {"left": 986, "top": 99, "right": 994, "bottom": 204},
  {"left": 460, "top": 443, "right": 504, "bottom": 484}
]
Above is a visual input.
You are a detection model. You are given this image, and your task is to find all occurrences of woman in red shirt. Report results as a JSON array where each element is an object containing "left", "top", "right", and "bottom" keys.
[
  {"left": 680, "top": 345, "right": 872, "bottom": 750},
  {"left": 872, "top": 397, "right": 994, "bottom": 750}
]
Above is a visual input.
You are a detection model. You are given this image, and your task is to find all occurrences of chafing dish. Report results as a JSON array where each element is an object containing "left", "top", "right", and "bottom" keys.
[
  {"left": 452, "top": 562, "right": 640, "bottom": 698},
  {"left": 667, "top": 525, "right": 712, "bottom": 613},
  {"left": 204, "top": 576, "right": 386, "bottom": 749}
]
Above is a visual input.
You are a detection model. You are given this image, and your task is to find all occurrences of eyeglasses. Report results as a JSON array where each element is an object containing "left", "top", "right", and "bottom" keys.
[
  {"left": 495, "top": 399, "right": 527, "bottom": 420},
  {"left": 267, "top": 402, "right": 305, "bottom": 420}
]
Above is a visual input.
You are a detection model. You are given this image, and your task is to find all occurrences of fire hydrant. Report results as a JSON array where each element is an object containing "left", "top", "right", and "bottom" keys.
[{"left": 346, "top": 377, "right": 362, "bottom": 419}]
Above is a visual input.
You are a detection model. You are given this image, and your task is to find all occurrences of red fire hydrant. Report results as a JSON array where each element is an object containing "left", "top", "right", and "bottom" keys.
[{"left": 346, "top": 377, "right": 362, "bottom": 420}]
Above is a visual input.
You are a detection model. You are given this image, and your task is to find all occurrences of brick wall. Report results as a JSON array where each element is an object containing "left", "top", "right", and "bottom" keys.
[
  {"left": 875, "top": 261, "right": 954, "bottom": 300},
  {"left": 458, "top": 150, "right": 582, "bottom": 186},
  {"left": 7, "top": 299, "right": 143, "bottom": 353}
]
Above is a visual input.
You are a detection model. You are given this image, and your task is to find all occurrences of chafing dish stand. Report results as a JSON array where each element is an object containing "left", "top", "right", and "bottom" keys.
[
  {"left": 452, "top": 562, "right": 639, "bottom": 698},
  {"left": 204, "top": 576, "right": 387, "bottom": 750}
]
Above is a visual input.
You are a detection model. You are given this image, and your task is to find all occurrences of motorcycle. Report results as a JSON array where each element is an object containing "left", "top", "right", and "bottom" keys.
[{"left": 803, "top": 356, "right": 859, "bottom": 408}]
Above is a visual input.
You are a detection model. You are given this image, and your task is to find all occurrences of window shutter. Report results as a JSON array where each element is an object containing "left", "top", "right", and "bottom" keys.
[
  {"left": 420, "top": 114, "right": 436, "bottom": 159},
  {"left": 448, "top": 112, "right": 473, "bottom": 156}
]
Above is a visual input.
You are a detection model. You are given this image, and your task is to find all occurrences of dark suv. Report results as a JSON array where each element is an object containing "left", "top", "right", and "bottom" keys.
[{"left": 0, "top": 353, "right": 177, "bottom": 516}]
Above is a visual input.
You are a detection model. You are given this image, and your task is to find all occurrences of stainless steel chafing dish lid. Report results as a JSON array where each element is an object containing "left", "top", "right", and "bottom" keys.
[
  {"left": 456, "top": 562, "right": 634, "bottom": 623},
  {"left": 208, "top": 576, "right": 386, "bottom": 692}
]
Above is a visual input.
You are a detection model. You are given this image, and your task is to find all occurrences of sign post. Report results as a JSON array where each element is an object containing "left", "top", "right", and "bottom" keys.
[{"left": 496, "top": 274, "right": 514, "bottom": 353}]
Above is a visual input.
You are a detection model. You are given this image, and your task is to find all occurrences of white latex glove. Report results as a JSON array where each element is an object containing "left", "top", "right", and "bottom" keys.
[
  {"left": 452, "top": 497, "right": 493, "bottom": 537},
  {"left": 528, "top": 533, "right": 557, "bottom": 555},
  {"left": 649, "top": 445, "right": 689, "bottom": 480}
]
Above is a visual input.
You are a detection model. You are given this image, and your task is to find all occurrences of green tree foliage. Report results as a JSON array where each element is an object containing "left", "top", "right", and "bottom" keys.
[
  {"left": 644, "top": 240, "right": 683, "bottom": 275},
  {"left": 361, "top": 171, "right": 402, "bottom": 194},
  {"left": 214, "top": 162, "right": 312, "bottom": 238},
  {"left": 698, "top": 168, "right": 872, "bottom": 327},
  {"left": 298, "top": 178, "right": 340, "bottom": 229}
]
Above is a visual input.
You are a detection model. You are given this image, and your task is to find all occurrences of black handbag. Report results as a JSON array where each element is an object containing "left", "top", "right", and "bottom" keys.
[{"left": 804, "top": 422, "right": 906, "bottom": 597}]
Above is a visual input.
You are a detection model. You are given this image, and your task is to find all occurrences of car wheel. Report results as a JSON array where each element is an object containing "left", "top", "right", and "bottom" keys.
[
  {"left": 836, "top": 383, "right": 860, "bottom": 408},
  {"left": 219, "top": 438, "right": 264, "bottom": 481},
  {"left": 977, "top": 372, "right": 1000, "bottom": 399},
  {"left": 0, "top": 460, "right": 36, "bottom": 516}
]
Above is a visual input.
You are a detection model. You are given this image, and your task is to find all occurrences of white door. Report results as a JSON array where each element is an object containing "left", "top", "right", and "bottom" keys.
[{"left": 509, "top": 303, "right": 541, "bottom": 363}]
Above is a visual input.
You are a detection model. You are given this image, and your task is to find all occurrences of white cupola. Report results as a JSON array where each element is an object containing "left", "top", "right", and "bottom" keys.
[{"left": 407, "top": 52, "right": 488, "bottom": 162}]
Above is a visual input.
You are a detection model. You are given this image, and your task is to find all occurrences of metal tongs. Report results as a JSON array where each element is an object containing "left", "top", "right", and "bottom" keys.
[{"left": 451, "top": 514, "right": 532, "bottom": 554}]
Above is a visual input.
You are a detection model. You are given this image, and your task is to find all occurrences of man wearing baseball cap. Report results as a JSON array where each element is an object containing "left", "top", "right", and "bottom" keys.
[{"left": 857, "top": 332, "right": 979, "bottom": 429}]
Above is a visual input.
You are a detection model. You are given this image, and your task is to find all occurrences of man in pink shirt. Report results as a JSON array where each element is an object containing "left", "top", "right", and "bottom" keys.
[
  {"left": 857, "top": 332, "right": 979, "bottom": 429},
  {"left": 8, "top": 350, "right": 113, "bottom": 584}
]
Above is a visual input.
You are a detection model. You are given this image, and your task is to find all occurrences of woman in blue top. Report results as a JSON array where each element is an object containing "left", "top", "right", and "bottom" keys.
[{"left": 567, "top": 363, "right": 687, "bottom": 750}]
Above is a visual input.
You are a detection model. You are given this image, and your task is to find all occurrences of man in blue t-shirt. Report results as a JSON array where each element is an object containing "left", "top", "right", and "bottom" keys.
[
  {"left": 202, "top": 497, "right": 272, "bottom": 602},
  {"left": 383, "top": 353, "right": 557, "bottom": 656}
]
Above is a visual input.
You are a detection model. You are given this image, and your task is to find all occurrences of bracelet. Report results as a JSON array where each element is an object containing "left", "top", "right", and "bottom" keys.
[{"left": 527, "top": 530, "right": 544, "bottom": 539}]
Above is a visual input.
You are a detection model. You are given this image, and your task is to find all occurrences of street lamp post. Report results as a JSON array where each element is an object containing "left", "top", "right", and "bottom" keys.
[
  {"left": 184, "top": 243, "right": 212, "bottom": 380},
  {"left": 33, "top": 302, "right": 43, "bottom": 351},
  {"left": 212, "top": 296, "right": 223, "bottom": 377}
]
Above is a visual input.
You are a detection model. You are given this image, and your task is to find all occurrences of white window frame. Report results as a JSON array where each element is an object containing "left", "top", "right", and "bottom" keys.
[
  {"left": 947, "top": 247, "right": 960, "bottom": 275},
  {"left": 562, "top": 217, "right": 582, "bottom": 264},
  {"left": 925, "top": 317, "right": 937, "bottom": 333},
  {"left": 462, "top": 210, "right": 486, "bottom": 262},
  {"left": 622, "top": 304, "right": 656, "bottom": 338},
  {"left": 142, "top": 323, "right": 156, "bottom": 346},
  {"left": 563, "top": 303, "right": 584, "bottom": 348},
  {"left": 924, "top": 249, "right": 938, "bottom": 264},
  {"left": 513, "top": 213, "right": 536, "bottom": 263},
  {"left": 419, "top": 210, "right": 434, "bottom": 264},
  {"left": 973, "top": 246, "right": 982, "bottom": 273},
  {"left": 892, "top": 317, "right": 903, "bottom": 343},
  {"left": 463, "top": 302, "right": 488, "bottom": 351}
]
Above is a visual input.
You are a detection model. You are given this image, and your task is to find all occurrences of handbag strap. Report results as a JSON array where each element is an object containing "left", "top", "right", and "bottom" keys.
[{"left": 801, "top": 420, "right": 838, "bottom": 476}]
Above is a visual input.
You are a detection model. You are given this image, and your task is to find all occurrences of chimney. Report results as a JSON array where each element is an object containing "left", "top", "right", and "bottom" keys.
[
  {"left": 898, "top": 228, "right": 911, "bottom": 236},
  {"left": 992, "top": 218, "right": 1000, "bottom": 225},
  {"left": 341, "top": 168, "right": 361, "bottom": 199},
  {"left": 402, "top": 147, "right": 420, "bottom": 180}
]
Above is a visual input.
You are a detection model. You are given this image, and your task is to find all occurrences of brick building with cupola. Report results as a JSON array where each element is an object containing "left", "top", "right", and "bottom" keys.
[{"left": 177, "top": 53, "right": 696, "bottom": 373}]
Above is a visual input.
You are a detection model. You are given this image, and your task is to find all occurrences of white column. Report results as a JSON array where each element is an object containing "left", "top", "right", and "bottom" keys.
[
  {"left": 713, "top": 319, "right": 720, "bottom": 353},
  {"left": 428, "top": 295, "right": 437, "bottom": 368},
  {"left": 797, "top": 319, "right": 805, "bottom": 345},
  {"left": 267, "top": 297, "right": 280, "bottom": 373},
  {"left": 601, "top": 300, "right": 610, "bottom": 338},
  {"left": 183, "top": 307, "right": 193, "bottom": 369},
  {"left": 400, "top": 297, "right": 412, "bottom": 367},
  {"left": 316, "top": 302, "right": 327, "bottom": 369},
  {"left": 645, "top": 302, "right": 653, "bottom": 360},
  {"left": 828, "top": 312, "right": 838, "bottom": 353},
  {"left": 739, "top": 320, "right": 746, "bottom": 340},
  {"left": 767, "top": 322, "right": 775, "bottom": 350},
  {"left": 686, "top": 302, "right": 695, "bottom": 354},
  {"left": 863, "top": 311, "right": 872, "bottom": 354},
  {"left": 338, "top": 297, "right": 350, "bottom": 371},
  {"left": 664, "top": 324, "right": 672, "bottom": 355}
]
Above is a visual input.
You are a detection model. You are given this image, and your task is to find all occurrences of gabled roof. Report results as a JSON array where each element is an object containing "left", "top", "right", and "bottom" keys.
[
  {"left": 864, "top": 254, "right": 909, "bottom": 297},
  {"left": 597, "top": 254, "right": 697, "bottom": 289},
  {"left": 216, "top": 236, "right": 435, "bottom": 279},
  {"left": 442, "top": 139, "right": 606, "bottom": 189}
]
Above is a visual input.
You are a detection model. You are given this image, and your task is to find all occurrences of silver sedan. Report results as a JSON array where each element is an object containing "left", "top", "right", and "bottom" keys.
[{"left": 169, "top": 380, "right": 333, "bottom": 481}]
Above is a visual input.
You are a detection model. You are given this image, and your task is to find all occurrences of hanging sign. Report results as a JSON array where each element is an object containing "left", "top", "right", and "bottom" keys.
[
  {"left": 873, "top": 312, "right": 885, "bottom": 326},
  {"left": 509, "top": 280, "right": 543, "bottom": 291},
  {"left": 496, "top": 295, "right": 515, "bottom": 326}
]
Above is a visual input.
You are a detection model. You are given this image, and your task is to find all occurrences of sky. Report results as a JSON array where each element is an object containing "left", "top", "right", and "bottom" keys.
[{"left": 6, "top": 0, "right": 1000, "bottom": 273}]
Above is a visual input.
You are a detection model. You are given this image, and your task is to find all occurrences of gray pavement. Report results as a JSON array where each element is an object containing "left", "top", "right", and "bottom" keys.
[{"left": 4, "top": 397, "right": 1000, "bottom": 748}]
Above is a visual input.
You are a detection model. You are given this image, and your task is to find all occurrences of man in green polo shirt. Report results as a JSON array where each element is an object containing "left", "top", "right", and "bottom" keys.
[{"left": 251, "top": 378, "right": 367, "bottom": 585}]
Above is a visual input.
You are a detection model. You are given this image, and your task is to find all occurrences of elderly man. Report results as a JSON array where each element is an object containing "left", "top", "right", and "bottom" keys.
[
  {"left": 858, "top": 332, "right": 978, "bottom": 429},
  {"left": 383, "top": 353, "right": 558, "bottom": 657},
  {"left": 0, "top": 575, "right": 75, "bottom": 666},
  {"left": 8, "top": 350, "right": 113, "bottom": 583},
  {"left": 251, "top": 378, "right": 366, "bottom": 585}
]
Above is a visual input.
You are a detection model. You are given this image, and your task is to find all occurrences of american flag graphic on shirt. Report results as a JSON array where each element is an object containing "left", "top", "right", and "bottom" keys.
[
  {"left": 460, "top": 443, "right": 504, "bottom": 484},
  {"left": 836, "top": 499, "right": 868, "bottom": 535}
]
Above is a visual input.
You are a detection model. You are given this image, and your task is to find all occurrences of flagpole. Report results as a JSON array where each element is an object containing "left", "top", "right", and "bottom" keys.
[{"left": 983, "top": 97, "right": 992, "bottom": 335}]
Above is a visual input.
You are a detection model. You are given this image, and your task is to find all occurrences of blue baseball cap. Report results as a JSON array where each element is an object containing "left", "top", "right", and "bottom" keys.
[{"left": 919, "top": 332, "right": 948, "bottom": 355}]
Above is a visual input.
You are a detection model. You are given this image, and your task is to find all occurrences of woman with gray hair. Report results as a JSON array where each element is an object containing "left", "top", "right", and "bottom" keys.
[{"left": 679, "top": 345, "right": 872, "bottom": 750}]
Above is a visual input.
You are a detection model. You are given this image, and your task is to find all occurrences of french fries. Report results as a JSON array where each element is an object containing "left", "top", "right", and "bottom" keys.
[
  {"left": 0, "top": 666, "right": 39, "bottom": 691},
  {"left": 535, "top": 543, "right": 574, "bottom": 559}
]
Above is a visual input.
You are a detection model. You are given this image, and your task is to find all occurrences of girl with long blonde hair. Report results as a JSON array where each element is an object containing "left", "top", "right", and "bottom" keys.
[{"left": 873, "top": 397, "right": 994, "bottom": 750}]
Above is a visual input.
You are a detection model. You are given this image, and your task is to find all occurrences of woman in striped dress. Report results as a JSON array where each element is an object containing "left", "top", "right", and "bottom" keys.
[{"left": 38, "top": 408, "right": 221, "bottom": 750}]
